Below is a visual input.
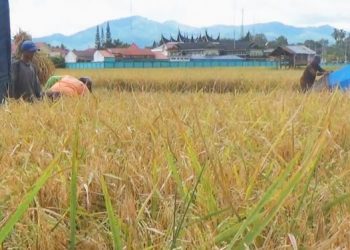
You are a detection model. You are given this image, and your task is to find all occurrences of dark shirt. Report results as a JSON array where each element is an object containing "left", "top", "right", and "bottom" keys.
[
  {"left": 300, "top": 63, "right": 325, "bottom": 92},
  {"left": 9, "top": 60, "right": 42, "bottom": 101}
]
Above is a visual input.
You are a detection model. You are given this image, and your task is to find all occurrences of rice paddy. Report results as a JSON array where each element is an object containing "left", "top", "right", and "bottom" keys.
[{"left": 1, "top": 67, "right": 350, "bottom": 249}]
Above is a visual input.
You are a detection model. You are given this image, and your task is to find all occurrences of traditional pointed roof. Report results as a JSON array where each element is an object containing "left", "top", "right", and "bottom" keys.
[
  {"left": 155, "top": 30, "right": 221, "bottom": 47},
  {"left": 177, "top": 30, "right": 189, "bottom": 43},
  {"left": 242, "top": 32, "right": 253, "bottom": 42},
  {"left": 159, "top": 34, "right": 170, "bottom": 45},
  {"left": 195, "top": 33, "right": 202, "bottom": 43},
  {"left": 152, "top": 41, "right": 158, "bottom": 48},
  {"left": 203, "top": 30, "right": 218, "bottom": 42}
]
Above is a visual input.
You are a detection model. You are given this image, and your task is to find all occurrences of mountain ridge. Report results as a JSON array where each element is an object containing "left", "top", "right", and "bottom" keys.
[{"left": 33, "top": 16, "right": 338, "bottom": 50}]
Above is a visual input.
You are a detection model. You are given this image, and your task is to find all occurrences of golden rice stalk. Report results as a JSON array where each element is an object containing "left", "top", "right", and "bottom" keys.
[{"left": 14, "top": 30, "right": 55, "bottom": 85}]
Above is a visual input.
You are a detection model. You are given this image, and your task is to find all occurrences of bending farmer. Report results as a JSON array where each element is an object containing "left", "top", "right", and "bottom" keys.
[
  {"left": 45, "top": 75, "right": 92, "bottom": 99},
  {"left": 300, "top": 55, "right": 329, "bottom": 92}
]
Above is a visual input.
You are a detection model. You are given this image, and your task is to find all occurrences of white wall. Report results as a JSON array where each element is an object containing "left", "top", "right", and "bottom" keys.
[
  {"left": 94, "top": 51, "right": 105, "bottom": 62},
  {"left": 65, "top": 51, "right": 77, "bottom": 63},
  {"left": 152, "top": 44, "right": 170, "bottom": 57}
]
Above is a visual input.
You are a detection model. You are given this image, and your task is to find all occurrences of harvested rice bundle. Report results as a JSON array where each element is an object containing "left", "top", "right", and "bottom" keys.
[{"left": 14, "top": 30, "right": 55, "bottom": 85}]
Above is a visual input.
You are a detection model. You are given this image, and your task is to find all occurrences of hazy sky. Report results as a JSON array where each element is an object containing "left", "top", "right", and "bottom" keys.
[{"left": 9, "top": 0, "right": 350, "bottom": 37}]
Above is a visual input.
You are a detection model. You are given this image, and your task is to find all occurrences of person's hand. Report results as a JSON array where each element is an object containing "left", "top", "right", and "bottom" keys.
[{"left": 45, "top": 91, "right": 61, "bottom": 101}]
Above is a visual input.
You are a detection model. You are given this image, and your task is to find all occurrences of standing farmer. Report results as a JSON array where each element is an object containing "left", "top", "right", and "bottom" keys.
[
  {"left": 9, "top": 41, "right": 42, "bottom": 101},
  {"left": 300, "top": 55, "right": 329, "bottom": 92},
  {"left": 0, "top": 0, "right": 11, "bottom": 103}
]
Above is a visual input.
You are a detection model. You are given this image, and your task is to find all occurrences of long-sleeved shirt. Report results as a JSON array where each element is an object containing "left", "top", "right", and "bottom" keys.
[
  {"left": 49, "top": 76, "right": 89, "bottom": 96},
  {"left": 9, "top": 60, "right": 42, "bottom": 101},
  {"left": 300, "top": 63, "right": 326, "bottom": 92}
]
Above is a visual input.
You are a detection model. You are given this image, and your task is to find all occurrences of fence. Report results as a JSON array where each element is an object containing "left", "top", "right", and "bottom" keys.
[{"left": 66, "top": 59, "right": 279, "bottom": 69}]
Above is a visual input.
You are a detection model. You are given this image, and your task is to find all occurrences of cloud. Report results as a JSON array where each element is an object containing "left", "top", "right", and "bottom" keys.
[{"left": 9, "top": 0, "right": 350, "bottom": 37}]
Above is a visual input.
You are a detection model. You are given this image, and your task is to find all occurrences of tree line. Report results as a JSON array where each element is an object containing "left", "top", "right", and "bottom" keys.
[
  {"left": 250, "top": 28, "right": 350, "bottom": 63},
  {"left": 95, "top": 22, "right": 129, "bottom": 49}
]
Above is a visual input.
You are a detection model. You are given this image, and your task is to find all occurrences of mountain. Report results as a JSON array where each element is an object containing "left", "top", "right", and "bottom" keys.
[{"left": 33, "top": 16, "right": 338, "bottom": 50}]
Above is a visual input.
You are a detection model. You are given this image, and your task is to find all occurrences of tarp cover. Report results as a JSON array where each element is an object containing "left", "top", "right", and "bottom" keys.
[
  {"left": 0, "top": 0, "right": 11, "bottom": 101},
  {"left": 328, "top": 64, "right": 350, "bottom": 90}
]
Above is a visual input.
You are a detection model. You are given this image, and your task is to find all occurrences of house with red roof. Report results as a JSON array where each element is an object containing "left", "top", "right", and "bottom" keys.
[
  {"left": 108, "top": 43, "right": 155, "bottom": 60},
  {"left": 92, "top": 43, "right": 156, "bottom": 62},
  {"left": 50, "top": 47, "right": 68, "bottom": 58},
  {"left": 93, "top": 50, "right": 115, "bottom": 62},
  {"left": 65, "top": 48, "right": 96, "bottom": 63}
]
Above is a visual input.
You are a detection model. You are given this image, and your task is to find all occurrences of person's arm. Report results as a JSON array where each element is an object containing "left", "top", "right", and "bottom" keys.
[
  {"left": 316, "top": 64, "right": 327, "bottom": 76},
  {"left": 32, "top": 65, "right": 42, "bottom": 99},
  {"left": 44, "top": 90, "right": 61, "bottom": 100},
  {"left": 34, "top": 75, "right": 42, "bottom": 99},
  {"left": 48, "top": 76, "right": 63, "bottom": 90},
  {"left": 9, "top": 61, "right": 19, "bottom": 98}
]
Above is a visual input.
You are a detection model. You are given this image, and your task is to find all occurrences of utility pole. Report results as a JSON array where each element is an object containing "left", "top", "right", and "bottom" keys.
[
  {"left": 240, "top": 9, "right": 244, "bottom": 39},
  {"left": 0, "top": 0, "right": 11, "bottom": 103},
  {"left": 232, "top": 0, "right": 236, "bottom": 40},
  {"left": 345, "top": 40, "right": 348, "bottom": 63},
  {"left": 234, "top": 31, "right": 236, "bottom": 49},
  {"left": 130, "top": 0, "right": 133, "bottom": 31}
]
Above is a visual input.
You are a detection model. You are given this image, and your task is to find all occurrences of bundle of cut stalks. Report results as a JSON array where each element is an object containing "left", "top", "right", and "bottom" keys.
[{"left": 14, "top": 30, "right": 55, "bottom": 85}]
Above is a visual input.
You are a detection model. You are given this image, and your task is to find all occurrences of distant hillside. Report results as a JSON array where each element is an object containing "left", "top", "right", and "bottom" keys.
[{"left": 33, "top": 16, "right": 338, "bottom": 50}]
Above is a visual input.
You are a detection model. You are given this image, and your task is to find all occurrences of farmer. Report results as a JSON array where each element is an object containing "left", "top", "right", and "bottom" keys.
[
  {"left": 300, "top": 55, "right": 329, "bottom": 92},
  {"left": 9, "top": 40, "right": 42, "bottom": 101},
  {"left": 45, "top": 75, "right": 92, "bottom": 99}
]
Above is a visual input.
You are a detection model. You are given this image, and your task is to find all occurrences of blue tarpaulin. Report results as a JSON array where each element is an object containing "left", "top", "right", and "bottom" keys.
[
  {"left": 328, "top": 64, "right": 350, "bottom": 90},
  {"left": 0, "top": 0, "right": 11, "bottom": 102}
]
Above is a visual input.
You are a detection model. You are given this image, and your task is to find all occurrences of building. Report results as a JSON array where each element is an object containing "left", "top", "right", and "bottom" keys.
[
  {"left": 49, "top": 47, "right": 68, "bottom": 58},
  {"left": 263, "top": 48, "right": 274, "bottom": 58},
  {"left": 108, "top": 43, "right": 155, "bottom": 60},
  {"left": 166, "top": 41, "right": 259, "bottom": 59},
  {"left": 94, "top": 50, "right": 115, "bottom": 62},
  {"left": 152, "top": 30, "right": 260, "bottom": 60},
  {"left": 92, "top": 44, "right": 156, "bottom": 62},
  {"left": 155, "top": 30, "right": 220, "bottom": 46},
  {"left": 65, "top": 48, "right": 96, "bottom": 63},
  {"left": 151, "top": 42, "right": 178, "bottom": 59},
  {"left": 152, "top": 51, "right": 168, "bottom": 60},
  {"left": 270, "top": 45, "right": 316, "bottom": 68}
]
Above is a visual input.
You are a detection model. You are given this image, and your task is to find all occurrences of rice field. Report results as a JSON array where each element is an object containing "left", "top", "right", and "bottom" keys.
[{"left": 1, "top": 67, "right": 350, "bottom": 249}]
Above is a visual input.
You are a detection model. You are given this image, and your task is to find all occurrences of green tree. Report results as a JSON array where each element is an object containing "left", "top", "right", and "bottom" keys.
[
  {"left": 50, "top": 56, "right": 65, "bottom": 68},
  {"left": 95, "top": 25, "right": 101, "bottom": 49},
  {"left": 304, "top": 40, "right": 323, "bottom": 54},
  {"left": 275, "top": 36, "right": 288, "bottom": 46},
  {"left": 253, "top": 33, "right": 268, "bottom": 48},
  {"left": 101, "top": 27, "right": 105, "bottom": 49},
  {"left": 345, "top": 34, "right": 350, "bottom": 62},
  {"left": 332, "top": 28, "right": 346, "bottom": 44},
  {"left": 105, "top": 22, "right": 113, "bottom": 48},
  {"left": 112, "top": 39, "right": 129, "bottom": 48},
  {"left": 332, "top": 28, "right": 339, "bottom": 43}
]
